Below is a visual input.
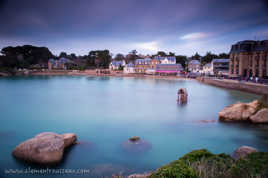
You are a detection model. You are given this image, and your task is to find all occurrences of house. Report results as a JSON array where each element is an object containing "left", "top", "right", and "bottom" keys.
[
  {"left": 109, "top": 60, "right": 126, "bottom": 70},
  {"left": 201, "top": 63, "right": 213, "bottom": 75},
  {"left": 123, "top": 63, "right": 135, "bottom": 74},
  {"left": 48, "top": 57, "right": 74, "bottom": 70},
  {"left": 155, "top": 64, "right": 182, "bottom": 75},
  {"left": 188, "top": 59, "right": 201, "bottom": 73},
  {"left": 154, "top": 56, "right": 176, "bottom": 64},
  {"left": 135, "top": 58, "right": 152, "bottom": 73},
  {"left": 211, "top": 58, "right": 229, "bottom": 76}
]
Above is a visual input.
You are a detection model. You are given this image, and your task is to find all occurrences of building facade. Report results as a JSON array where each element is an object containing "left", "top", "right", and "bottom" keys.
[
  {"left": 123, "top": 63, "right": 135, "bottom": 74},
  {"left": 188, "top": 59, "right": 201, "bottom": 73},
  {"left": 48, "top": 57, "right": 73, "bottom": 70},
  {"left": 109, "top": 60, "right": 126, "bottom": 70},
  {"left": 229, "top": 40, "right": 268, "bottom": 78},
  {"left": 212, "top": 58, "right": 229, "bottom": 76},
  {"left": 135, "top": 58, "right": 152, "bottom": 73},
  {"left": 155, "top": 64, "right": 182, "bottom": 75}
]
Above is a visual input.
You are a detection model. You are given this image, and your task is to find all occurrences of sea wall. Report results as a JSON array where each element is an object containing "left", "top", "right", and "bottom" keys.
[{"left": 197, "top": 77, "right": 268, "bottom": 95}]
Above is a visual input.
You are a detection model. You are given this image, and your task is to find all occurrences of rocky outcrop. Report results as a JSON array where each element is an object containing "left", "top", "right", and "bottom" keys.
[
  {"left": 219, "top": 100, "right": 259, "bottom": 122},
  {"left": 12, "top": 132, "right": 77, "bottom": 165},
  {"left": 177, "top": 88, "right": 188, "bottom": 104},
  {"left": 232, "top": 146, "right": 258, "bottom": 160},
  {"left": 250, "top": 108, "right": 268, "bottom": 123},
  {"left": 219, "top": 95, "right": 268, "bottom": 123}
]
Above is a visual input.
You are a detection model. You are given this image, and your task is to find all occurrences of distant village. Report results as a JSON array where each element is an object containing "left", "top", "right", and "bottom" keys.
[{"left": 1, "top": 40, "right": 268, "bottom": 80}]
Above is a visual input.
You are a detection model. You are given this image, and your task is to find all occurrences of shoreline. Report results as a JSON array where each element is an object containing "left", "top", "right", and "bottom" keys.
[{"left": 2, "top": 70, "right": 268, "bottom": 95}]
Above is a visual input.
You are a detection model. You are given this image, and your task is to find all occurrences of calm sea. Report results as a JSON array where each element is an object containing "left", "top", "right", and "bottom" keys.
[{"left": 0, "top": 76, "right": 267, "bottom": 177}]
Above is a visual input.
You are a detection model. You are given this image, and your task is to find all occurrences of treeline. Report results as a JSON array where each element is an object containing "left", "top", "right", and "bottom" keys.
[
  {"left": 0, "top": 45, "right": 112, "bottom": 71},
  {"left": 0, "top": 45, "right": 229, "bottom": 71}
]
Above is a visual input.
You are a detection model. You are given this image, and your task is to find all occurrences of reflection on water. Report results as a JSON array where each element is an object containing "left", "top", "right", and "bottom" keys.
[{"left": 0, "top": 76, "right": 266, "bottom": 178}]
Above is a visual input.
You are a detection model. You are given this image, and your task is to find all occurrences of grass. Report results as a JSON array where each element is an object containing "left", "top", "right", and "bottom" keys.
[{"left": 149, "top": 149, "right": 268, "bottom": 178}]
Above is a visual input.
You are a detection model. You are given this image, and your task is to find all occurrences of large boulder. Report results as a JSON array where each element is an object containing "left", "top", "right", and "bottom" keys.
[
  {"left": 219, "top": 100, "right": 259, "bottom": 122},
  {"left": 232, "top": 146, "right": 258, "bottom": 160},
  {"left": 249, "top": 108, "right": 268, "bottom": 123},
  {"left": 12, "top": 132, "right": 77, "bottom": 165}
]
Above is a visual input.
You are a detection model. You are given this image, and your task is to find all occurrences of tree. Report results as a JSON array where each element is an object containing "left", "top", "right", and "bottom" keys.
[
  {"left": 175, "top": 55, "right": 187, "bottom": 68},
  {"left": 168, "top": 52, "right": 175, "bottom": 56},
  {"left": 59, "top": 52, "right": 68, "bottom": 58},
  {"left": 191, "top": 52, "right": 201, "bottom": 60},
  {"left": 1, "top": 45, "right": 53, "bottom": 68},
  {"left": 157, "top": 51, "right": 167, "bottom": 57},
  {"left": 218, "top": 53, "right": 229, "bottom": 59},
  {"left": 89, "top": 50, "right": 111, "bottom": 68},
  {"left": 202, "top": 52, "right": 218, "bottom": 65},
  {"left": 70, "top": 53, "right": 77, "bottom": 59},
  {"left": 114, "top": 53, "right": 124, "bottom": 61}
]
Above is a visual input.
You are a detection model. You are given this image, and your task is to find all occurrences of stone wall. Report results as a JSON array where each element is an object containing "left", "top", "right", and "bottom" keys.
[{"left": 197, "top": 77, "right": 268, "bottom": 95}]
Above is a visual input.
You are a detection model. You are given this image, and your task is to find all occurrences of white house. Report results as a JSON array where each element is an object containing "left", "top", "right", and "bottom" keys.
[
  {"left": 201, "top": 63, "right": 213, "bottom": 75},
  {"left": 109, "top": 60, "right": 126, "bottom": 70},
  {"left": 188, "top": 60, "right": 201, "bottom": 73},
  {"left": 123, "top": 63, "right": 135, "bottom": 74}
]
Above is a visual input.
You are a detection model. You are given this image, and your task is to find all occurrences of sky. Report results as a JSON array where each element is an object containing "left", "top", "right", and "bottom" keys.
[{"left": 0, "top": 0, "right": 268, "bottom": 57}]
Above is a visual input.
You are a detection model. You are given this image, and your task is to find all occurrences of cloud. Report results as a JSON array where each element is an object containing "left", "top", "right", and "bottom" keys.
[
  {"left": 133, "top": 41, "right": 159, "bottom": 52},
  {"left": 180, "top": 32, "right": 210, "bottom": 40}
]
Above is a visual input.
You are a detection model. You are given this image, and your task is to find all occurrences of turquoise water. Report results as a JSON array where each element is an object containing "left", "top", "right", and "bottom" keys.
[{"left": 0, "top": 76, "right": 267, "bottom": 177}]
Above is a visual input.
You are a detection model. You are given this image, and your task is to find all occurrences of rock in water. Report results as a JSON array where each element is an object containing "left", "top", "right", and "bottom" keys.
[
  {"left": 250, "top": 108, "right": 268, "bottom": 123},
  {"left": 219, "top": 100, "right": 259, "bottom": 122},
  {"left": 177, "top": 88, "right": 188, "bottom": 104},
  {"left": 129, "top": 136, "right": 140, "bottom": 142},
  {"left": 122, "top": 138, "right": 152, "bottom": 153},
  {"left": 232, "top": 146, "right": 258, "bottom": 160},
  {"left": 62, "top": 133, "right": 77, "bottom": 147},
  {"left": 12, "top": 132, "right": 77, "bottom": 165}
]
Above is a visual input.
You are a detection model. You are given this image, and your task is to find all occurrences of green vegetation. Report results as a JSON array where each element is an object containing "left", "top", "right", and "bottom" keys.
[{"left": 149, "top": 149, "right": 268, "bottom": 178}]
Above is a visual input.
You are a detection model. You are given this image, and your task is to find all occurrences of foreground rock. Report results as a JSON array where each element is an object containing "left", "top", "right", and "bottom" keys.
[
  {"left": 232, "top": 146, "right": 258, "bottom": 160},
  {"left": 250, "top": 108, "right": 268, "bottom": 123},
  {"left": 12, "top": 132, "right": 77, "bottom": 165}
]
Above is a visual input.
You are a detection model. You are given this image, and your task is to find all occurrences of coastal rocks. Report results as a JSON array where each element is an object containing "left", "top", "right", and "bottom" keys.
[
  {"left": 232, "top": 146, "right": 258, "bottom": 160},
  {"left": 12, "top": 132, "right": 77, "bottom": 165},
  {"left": 122, "top": 137, "right": 152, "bottom": 153},
  {"left": 250, "top": 108, "right": 268, "bottom": 123},
  {"left": 219, "top": 100, "right": 259, "bottom": 122},
  {"left": 219, "top": 95, "right": 268, "bottom": 124},
  {"left": 177, "top": 88, "right": 188, "bottom": 104}
]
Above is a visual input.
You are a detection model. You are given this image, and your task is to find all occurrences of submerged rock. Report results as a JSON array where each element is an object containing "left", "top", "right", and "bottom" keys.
[
  {"left": 250, "top": 108, "right": 268, "bottom": 124},
  {"left": 129, "top": 136, "right": 140, "bottom": 142},
  {"left": 12, "top": 132, "right": 77, "bottom": 165},
  {"left": 219, "top": 100, "right": 259, "bottom": 122},
  {"left": 198, "top": 120, "right": 217, "bottom": 124},
  {"left": 232, "top": 146, "right": 258, "bottom": 160},
  {"left": 122, "top": 138, "right": 152, "bottom": 153}
]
